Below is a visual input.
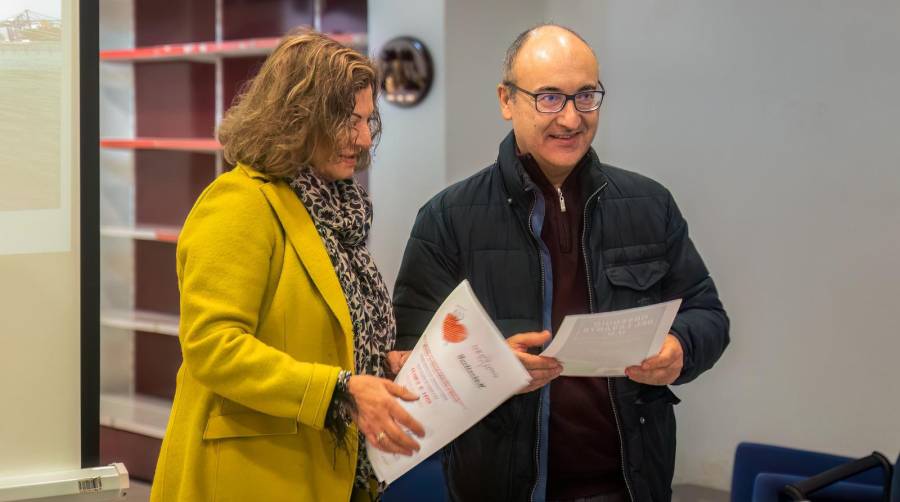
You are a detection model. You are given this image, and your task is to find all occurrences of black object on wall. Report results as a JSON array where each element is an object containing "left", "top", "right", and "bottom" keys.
[{"left": 378, "top": 37, "right": 433, "bottom": 108}]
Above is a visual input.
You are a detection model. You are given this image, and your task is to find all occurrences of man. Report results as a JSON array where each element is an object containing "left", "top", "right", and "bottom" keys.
[{"left": 393, "top": 24, "right": 729, "bottom": 502}]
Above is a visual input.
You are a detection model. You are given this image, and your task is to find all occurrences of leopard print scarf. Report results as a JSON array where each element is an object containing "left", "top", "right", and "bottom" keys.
[{"left": 291, "top": 169, "right": 394, "bottom": 495}]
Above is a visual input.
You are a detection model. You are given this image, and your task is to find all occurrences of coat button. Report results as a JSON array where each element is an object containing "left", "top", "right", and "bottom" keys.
[{"left": 639, "top": 417, "right": 646, "bottom": 425}]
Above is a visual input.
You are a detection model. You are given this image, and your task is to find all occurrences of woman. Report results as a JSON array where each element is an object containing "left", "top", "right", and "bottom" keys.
[{"left": 150, "top": 30, "right": 424, "bottom": 502}]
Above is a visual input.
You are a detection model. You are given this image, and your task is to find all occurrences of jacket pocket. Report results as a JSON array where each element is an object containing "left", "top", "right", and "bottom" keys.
[
  {"left": 634, "top": 387, "right": 678, "bottom": 498},
  {"left": 605, "top": 260, "right": 669, "bottom": 305},
  {"left": 203, "top": 412, "right": 298, "bottom": 440},
  {"left": 605, "top": 260, "right": 669, "bottom": 290},
  {"left": 635, "top": 385, "right": 681, "bottom": 406}
]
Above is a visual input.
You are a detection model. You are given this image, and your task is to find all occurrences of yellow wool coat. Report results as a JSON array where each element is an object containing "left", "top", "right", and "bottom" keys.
[{"left": 150, "top": 164, "right": 360, "bottom": 502}]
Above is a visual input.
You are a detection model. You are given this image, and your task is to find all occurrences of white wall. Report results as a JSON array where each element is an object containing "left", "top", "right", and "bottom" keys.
[
  {"left": 444, "top": 1, "right": 544, "bottom": 185},
  {"left": 371, "top": 0, "right": 900, "bottom": 491},
  {"left": 550, "top": 0, "right": 900, "bottom": 489},
  {"left": 99, "top": 0, "right": 136, "bottom": 395},
  {"left": 368, "top": 0, "right": 447, "bottom": 289},
  {"left": 0, "top": 0, "right": 81, "bottom": 477},
  {"left": 369, "top": 0, "right": 544, "bottom": 288}
]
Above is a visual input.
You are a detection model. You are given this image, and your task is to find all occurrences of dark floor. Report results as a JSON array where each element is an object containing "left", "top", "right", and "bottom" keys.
[
  {"left": 126, "top": 481, "right": 728, "bottom": 501},
  {"left": 672, "top": 483, "right": 730, "bottom": 502},
  {"left": 127, "top": 480, "right": 151, "bottom": 500}
]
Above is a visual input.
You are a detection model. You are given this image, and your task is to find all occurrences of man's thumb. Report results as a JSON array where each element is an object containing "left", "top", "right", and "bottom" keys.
[{"left": 508, "top": 330, "right": 551, "bottom": 348}]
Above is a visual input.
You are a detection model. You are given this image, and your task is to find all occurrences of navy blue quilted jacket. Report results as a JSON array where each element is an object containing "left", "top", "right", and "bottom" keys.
[{"left": 393, "top": 132, "right": 730, "bottom": 502}]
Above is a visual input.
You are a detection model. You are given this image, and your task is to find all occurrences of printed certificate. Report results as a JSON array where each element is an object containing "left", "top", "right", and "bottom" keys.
[
  {"left": 541, "top": 299, "right": 682, "bottom": 377},
  {"left": 368, "top": 280, "right": 531, "bottom": 484}
]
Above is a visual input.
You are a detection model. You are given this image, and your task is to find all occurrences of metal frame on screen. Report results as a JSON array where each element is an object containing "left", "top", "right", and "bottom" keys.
[{"left": 80, "top": 0, "right": 100, "bottom": 468}]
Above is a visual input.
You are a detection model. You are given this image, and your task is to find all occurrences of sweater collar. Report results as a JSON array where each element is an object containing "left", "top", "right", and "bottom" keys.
[{"left": 497, "top": 130, "right": 607, "bottom": 207}]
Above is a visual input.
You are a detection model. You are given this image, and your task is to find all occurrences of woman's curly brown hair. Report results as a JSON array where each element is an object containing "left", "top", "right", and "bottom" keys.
[{"left": 218, "top": 29, "right": 381, "bottom": 179}]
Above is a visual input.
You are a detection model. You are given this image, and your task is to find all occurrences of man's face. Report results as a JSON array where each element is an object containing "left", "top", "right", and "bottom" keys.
[{"left": 499, "top": 30, "right": 600, "bottom": 177}]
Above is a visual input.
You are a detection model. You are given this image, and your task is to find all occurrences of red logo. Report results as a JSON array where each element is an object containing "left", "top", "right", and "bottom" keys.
[{"left": 442, "top": 313, "right": 468, "bottom": 343}]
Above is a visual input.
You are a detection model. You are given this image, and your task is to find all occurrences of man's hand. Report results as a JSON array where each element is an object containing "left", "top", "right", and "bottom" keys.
[
  {"left": 386, "top": 350, "right": 412, "bottom": 378},
  {"left": 625, "top": 334, "right": 684, "bottom": 385},
  {"left": 507, "top": 330, "right": 563, "bottom": 393}
]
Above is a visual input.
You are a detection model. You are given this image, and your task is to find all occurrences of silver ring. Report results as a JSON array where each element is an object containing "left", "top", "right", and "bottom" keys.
[{"left": 375, "top": 431, "right": 386, "bottom": 443}]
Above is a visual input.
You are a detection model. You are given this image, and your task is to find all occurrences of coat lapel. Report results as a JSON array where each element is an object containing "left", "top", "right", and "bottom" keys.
[{"left": 252, "top": 170, "right": 354, "bottom": 341}]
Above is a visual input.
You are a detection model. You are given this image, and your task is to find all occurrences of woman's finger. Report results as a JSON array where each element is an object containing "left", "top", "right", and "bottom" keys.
[
  {"left": 368, "top": 431, "right": 399, "bottom": 454},
  {"left": 368, "top": 429, "right": 409, "bottom": 455},
  {"left": 378, "top": 418, "right": 420, "bottom": 453},
  {"left": 388, "top": 402, "right": 425, "bottom": 437},
  {"left": 386, "top": 380, "right": 420, "bottom": 401}
]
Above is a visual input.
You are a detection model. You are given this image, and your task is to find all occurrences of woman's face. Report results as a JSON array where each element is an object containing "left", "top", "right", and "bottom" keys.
[{"left": 312, "top": 87, "right": 375, "bottom": 181}]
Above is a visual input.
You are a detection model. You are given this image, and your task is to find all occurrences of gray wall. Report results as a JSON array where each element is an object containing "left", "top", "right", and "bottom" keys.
[
  {"left": 99, "top": 0, "right": 136, "bottom": 395},
  {"left": 368, "top": 0, "right": 542, "bottom": 289},
  {"left": 444, "top": 2, "right": 543, "bottom": 186},
  {"left": 369, "top": 0, "right": 900, "bottom": 491},
  {"left": 368, "top": 0, "right": 447, "bottom": 289},
  {"left": 551, "top": 0, "right": 900, "bottom": 489},
  {"left": 0, "top": 0, "right": 81, "bottom": 477}
]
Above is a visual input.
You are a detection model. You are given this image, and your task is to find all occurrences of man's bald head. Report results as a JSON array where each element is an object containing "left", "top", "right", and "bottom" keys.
[
  {"left": 497, "top": 23, "right": 602, "bottom": 183},
  {"left": 501, "top": 24, "right": 595, "bottom": 83}
]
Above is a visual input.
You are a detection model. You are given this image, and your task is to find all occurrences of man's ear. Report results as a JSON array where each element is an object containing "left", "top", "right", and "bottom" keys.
[{"left": 498, "top": 84, "right": 513, "bottom": 121}]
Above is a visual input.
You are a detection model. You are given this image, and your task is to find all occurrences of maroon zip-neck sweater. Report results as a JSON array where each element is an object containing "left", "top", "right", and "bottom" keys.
[{"left": 521, "top": 154, "right": 626, "bottom": 499}]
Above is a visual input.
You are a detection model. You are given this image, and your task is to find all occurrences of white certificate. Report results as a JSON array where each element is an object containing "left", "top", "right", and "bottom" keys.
[
  {"left": 368, "top": 280, "right": 531, "bottom": 484},
  {"left": 541, "top": 299, "right": 682, "bottom": 377}
]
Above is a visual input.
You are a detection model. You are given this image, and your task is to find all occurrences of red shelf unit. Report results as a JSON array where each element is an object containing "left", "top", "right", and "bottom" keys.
[
  {"left": 98, "top": 0, "right": 368, "bottom": 483},
  {"left": 100, "top": 137, "right": 221, "bottom": 152},
  {"left": 100, "top": 225, "right": 182, "bottom": 243},
  {"left": 99, "top": 34, "right": 365, "bottom": 62}
]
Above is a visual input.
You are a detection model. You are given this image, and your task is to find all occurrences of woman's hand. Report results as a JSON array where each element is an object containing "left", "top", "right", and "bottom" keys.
[{"left": 348, "top": 375, "right": 425, "bottom": 455}]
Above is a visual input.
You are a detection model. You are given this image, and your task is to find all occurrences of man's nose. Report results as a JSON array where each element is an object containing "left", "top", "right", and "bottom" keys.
[{"left": 556, "top": 99, "right": 581, "bottom": 129}]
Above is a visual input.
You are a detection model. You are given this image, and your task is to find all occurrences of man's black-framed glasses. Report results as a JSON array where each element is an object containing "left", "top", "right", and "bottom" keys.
[{"left": 504, "top": 81, "right": 605, "bottom": 113}]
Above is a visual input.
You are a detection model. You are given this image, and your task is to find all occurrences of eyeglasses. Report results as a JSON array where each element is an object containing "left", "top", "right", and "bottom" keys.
[{"left": 504, "top": 81, "right": 605, "bottom": 113}]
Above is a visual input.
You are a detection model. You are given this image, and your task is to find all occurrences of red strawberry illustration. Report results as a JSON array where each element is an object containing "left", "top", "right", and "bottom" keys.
[{"left": 442, "top": 313, "right": 468, "bottom": 343}]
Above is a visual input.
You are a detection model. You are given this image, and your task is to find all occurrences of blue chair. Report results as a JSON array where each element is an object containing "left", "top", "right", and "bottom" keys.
[
  {"left": 731, "top": 442, "right": 898, "bottom": 502},
  {"left": 895, "top": 454, "right": 900, "bottom": 502},
  {"left": 382, "top": 452, "right": 447, "bottom": 502}
]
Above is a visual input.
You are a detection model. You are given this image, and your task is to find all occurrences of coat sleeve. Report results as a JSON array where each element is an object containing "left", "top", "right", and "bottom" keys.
[
  {"left": 392, "top": 201, "right": 461, "bottom": 350},
  {"left": 661, "top": 192, "right": 731, "bottom": 385},
  {"left": 176, "top": 177, "right": 339, "bottom": 430}
]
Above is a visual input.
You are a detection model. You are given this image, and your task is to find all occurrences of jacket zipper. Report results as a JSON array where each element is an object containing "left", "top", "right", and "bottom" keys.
[
  {"left": 581, "top": 182, "right": 606, "bottom": 313},
  {"left": 582, "top": 182, "right": 635, "bottom": 502},
  {"left": 608, "top": 380, "right": 634, "bottom": 502},
  {"left": 527, "top": 191, "right": 546, "bottom": 502},
  {"left": 556, "top": 186, "right": 566, "bottom": 212}
]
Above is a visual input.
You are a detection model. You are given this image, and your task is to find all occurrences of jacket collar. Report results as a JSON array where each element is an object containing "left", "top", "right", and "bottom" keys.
[
  {"left": 497, "top": 130, "right": 608, "bottom": 208},
  {"left": 238, "top": 163, "right": 354, "bottom": 340},
  {"left": 498, "top": 132, "right": 536, "bottom": 210},
  {"left": 237, "top": 162, "right": 271, "bottom": 181}
]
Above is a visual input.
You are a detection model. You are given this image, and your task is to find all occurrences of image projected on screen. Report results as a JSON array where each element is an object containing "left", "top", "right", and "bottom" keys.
[
  {"left": 0, "top": 0, "right": 72, "bottom": 256},
  {"left": 0, "top": 8, "right": 62, "bottom": 212}
]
